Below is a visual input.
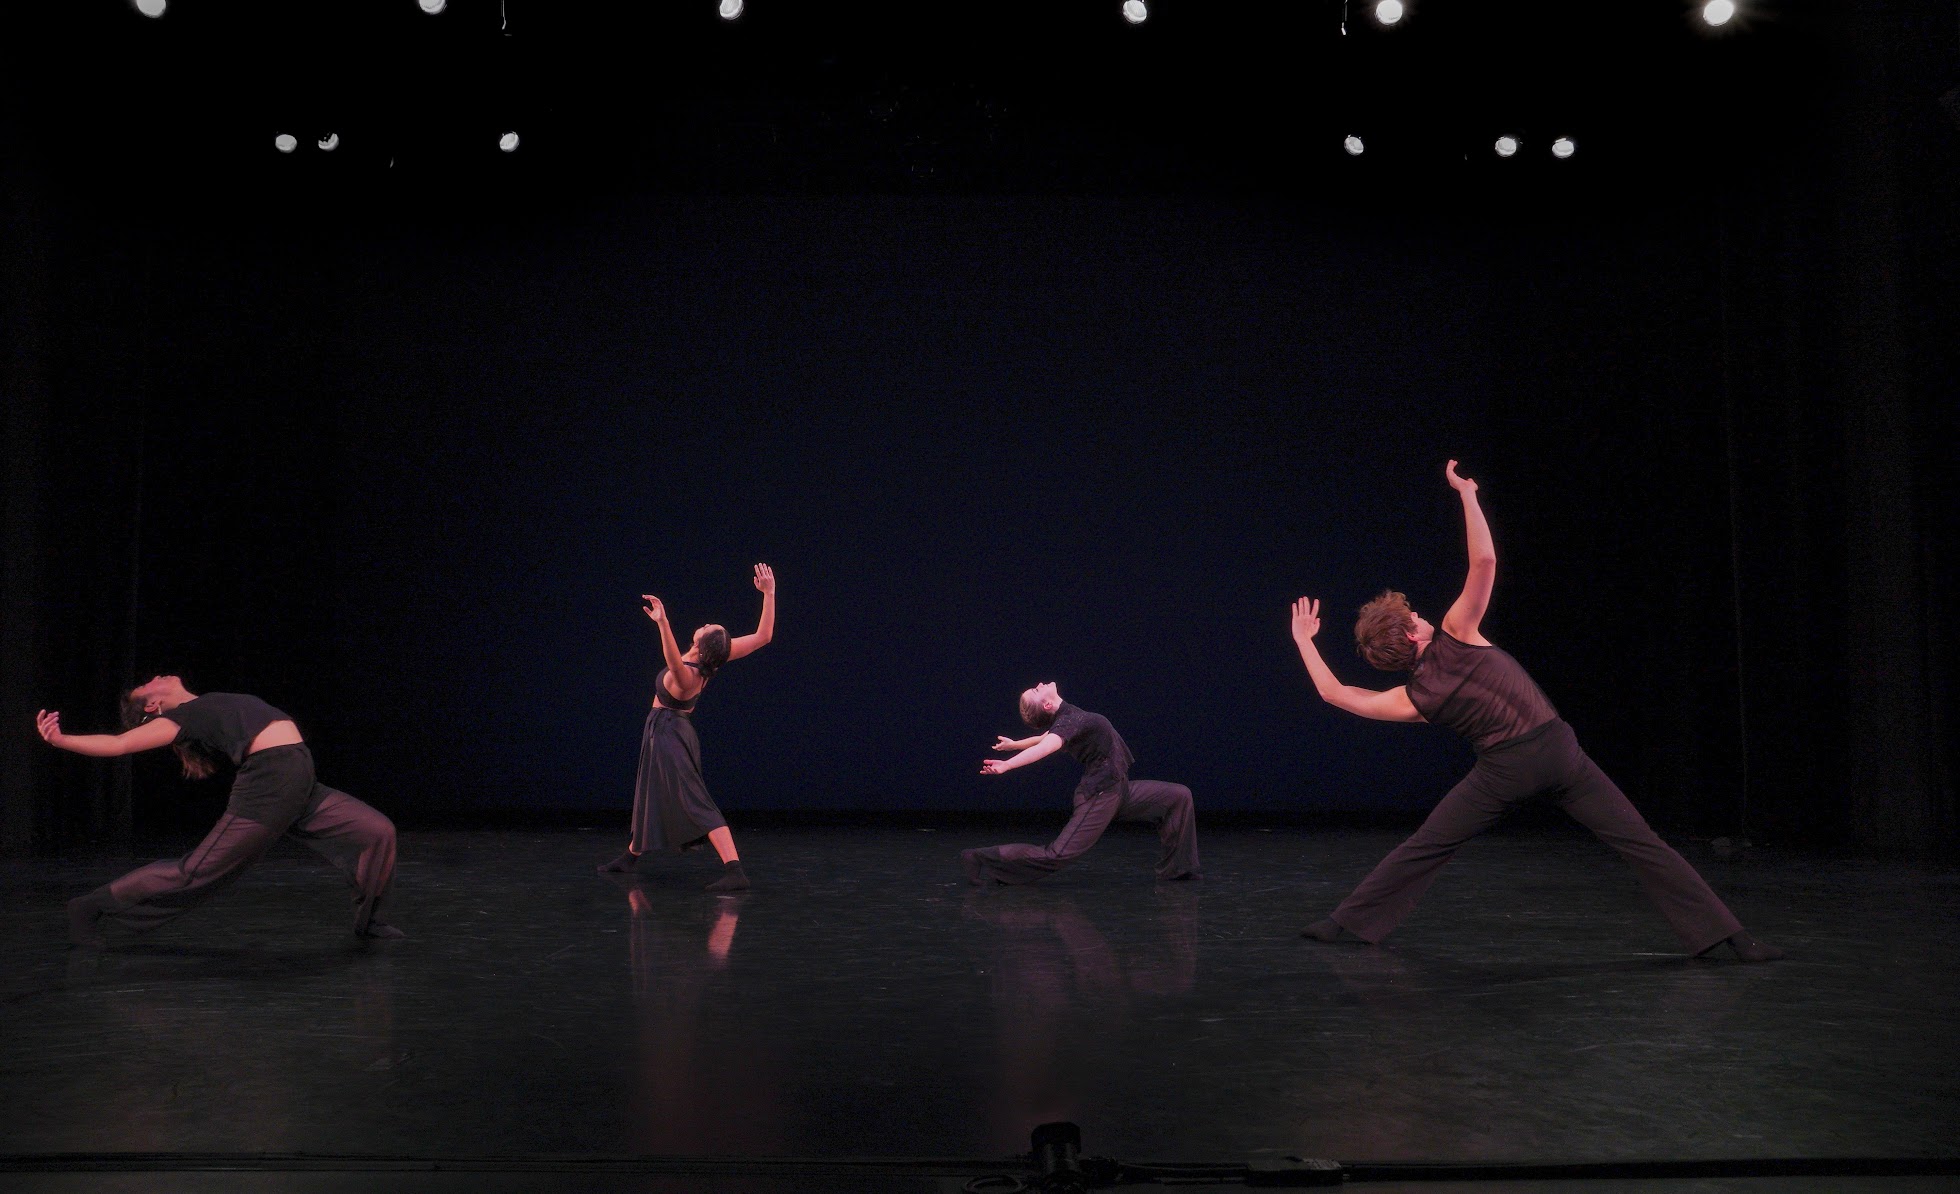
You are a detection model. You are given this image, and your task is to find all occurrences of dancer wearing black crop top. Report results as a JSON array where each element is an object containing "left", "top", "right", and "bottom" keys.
[
  {"left": 962, "top": 683, "right": 1200, "bottom": 885},
  {"left": 600, "top": 564, "right": 776, "bottom": 892},
  {"left": 1288, "top": 462, "right": 1781, "bottom": 962},
  {"left": 37, "top": 675, "right": 400, "bottom": 946}
]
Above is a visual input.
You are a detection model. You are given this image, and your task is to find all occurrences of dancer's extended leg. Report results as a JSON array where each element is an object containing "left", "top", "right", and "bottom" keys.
[
  {"left": 965, "top": 787, "right": 1124, "bottom": 885},
  {"left": 1550, "top": 754, "right": 1761, "bottom": 956},
  {"left": 74, "top": 813, "right": 283, "bottom": 940},
  {"left": 1316, "top": 761, "right": 1518, "bottom": 943}
]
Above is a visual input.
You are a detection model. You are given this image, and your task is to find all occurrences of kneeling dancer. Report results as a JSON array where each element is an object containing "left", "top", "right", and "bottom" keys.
[
  {"left": 40, "top": 675, "right": 401, "bottom": 945},
  {"left": 1290, "top": 461, "right": 1780, "bottom": 962},
  {"left": 964, "top": 683, "right": 1200, "bottom": 885}
]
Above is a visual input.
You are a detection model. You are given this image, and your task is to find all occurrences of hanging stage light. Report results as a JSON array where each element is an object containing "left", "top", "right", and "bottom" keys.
[
  {"left": 1702, "top": 0, "right": 1735, "bottom": 27},
  {"left": 418, "top": 0, "right": 446, "bottom": 13},
  {"left": 1494, "top": 135, "right": 1519, "bottom": 158},
  {"left": 1550, "top": 136, "right": 1576, "bottom": 159},
  {"left": 1122, "top": 1, "right": 1149, "bottom": 24},
  {"left": 1374, "top": 0, "right": 1405, "bottom": 27},
  {"left": 318, "top": 133, "right": 340, "bottom": 151},
  {"left": 500, "top": 132, "right": 521, "bottom": 152},
  {"left": 274, "top": 133, "right": 298, "bottom": 153},
  {"left": 134, "top": 0, "right": 167, "bottom": 17},
  {"left": 1344, "top": 135, "right": 1365, "bottom": 156},
  {"left": 719, "top": 0, "right": 744, "bottom": 19}
]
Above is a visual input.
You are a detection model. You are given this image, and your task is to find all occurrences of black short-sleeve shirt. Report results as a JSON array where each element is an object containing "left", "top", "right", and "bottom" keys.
[
  {"left": 160, "top": 693, "right": 292, "bottom": 766},
  {"left": 1047, "top": 702, "right": 1133, "bottom": 796}
]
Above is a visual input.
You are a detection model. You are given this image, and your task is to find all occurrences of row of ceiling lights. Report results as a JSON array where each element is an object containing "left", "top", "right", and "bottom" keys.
[
  {"left": 1343, "top": 134, "right": 1578, "bottom": 158},
  {"left": 134, "top": 0, "right": 1744, "bottom": 27},
  {"left": 272, "top": 132, "right": 522, "bottom": 152}
]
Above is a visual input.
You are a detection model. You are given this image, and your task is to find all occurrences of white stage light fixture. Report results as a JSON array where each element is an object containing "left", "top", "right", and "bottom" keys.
[
  {"left": 1494, "top": 135, "right": 1519, "bottom": 157},
  {"left": 419, "top": 0, "right": 447, "bottom": 14},
  {"left": 275, "top": 133, "right": 298, "bottom": 153},
  {"left": 1122, "top": 1, "right": 1148, "bottom": 25},
  {"left": 135, "top": 0, "right": 167, "bottom": 17},
  {"left": 500, "top": 132, "right": 521, "bottom": 152},
  {"left": 720, "top": 0, "right": 743, "bottom": 18},
  {"left": 1344, "top": 135, "right": 1365, "bottom": 156},
  {"left": 1702, "top": 0, "right": 1735, "bottom": 26},
  {"left": 1551, "top": 137, "right": 1576, "bottom": 159},
  {"left": 318, "top": 134, "right": 340, "bottom": 151},
  {"left": 1375, "top": 0, "right": 1404, "bottom": 26}
]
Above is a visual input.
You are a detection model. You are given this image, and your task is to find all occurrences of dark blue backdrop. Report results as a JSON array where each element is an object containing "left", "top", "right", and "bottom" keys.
[{"left": 134, "top": 196, "right": 1526, "bottom": 815}]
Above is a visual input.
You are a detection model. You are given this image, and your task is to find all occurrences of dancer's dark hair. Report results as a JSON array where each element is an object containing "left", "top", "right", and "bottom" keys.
[
  {"left": 1355, "top": 590, "right": 1420, "bottom": 672},
  {"left": 1019, "top": 691, "right": 1056, "bottom": 731},
  {"left": 694, "top": 627, "right": 731, "bottom": 677}
]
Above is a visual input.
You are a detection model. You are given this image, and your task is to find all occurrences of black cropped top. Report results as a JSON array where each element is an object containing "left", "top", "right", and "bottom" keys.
[
  {"left": 160, "top": 693, "right": 291, "bottom": 766},
  {"left": 654, "top": 665, "right": 706, "bottom": 713}
]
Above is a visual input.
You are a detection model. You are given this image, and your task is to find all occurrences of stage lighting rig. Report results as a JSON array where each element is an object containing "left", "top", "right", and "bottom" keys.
[
  {"left": 1551, "top": 136, "right": 1576, "bottom": 158},
  {"left": 500, "top": 132, "right": 521, "bottom": 152},
  {"left": 1702, "top": 0, "right": 1735, "bottom": 27},
  {"left": 1122, "top": 1, "right": 1149, "bottom": 24},
  {"left": 1374, "top": 0, "right": 1405, "bottom": 27},
  {"left": 1344, "top": 134, "right": 1365, "bottom": 155},
  {"left": 133, "top": 0, "right": 167, "bottom": 16},
  {"left": 720, "top": 0, "right": 744, "bottom": 18},
  {"left": 1494, "top": 135, "right": 1519, "bottom": 157},
  {"left": 418, "top": 0, "right": 446, "bottom": 13},
  {"left": 318, "top": 134, "right": 341, "bottom": 152},
  {"left": 274, "top": 133, "right": 298, "bottom": 153}
]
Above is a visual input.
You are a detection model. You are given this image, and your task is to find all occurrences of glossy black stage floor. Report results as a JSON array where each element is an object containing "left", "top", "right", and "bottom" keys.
[{"left": 3, "top": 824, "right": 1957, "bottom": 1193}]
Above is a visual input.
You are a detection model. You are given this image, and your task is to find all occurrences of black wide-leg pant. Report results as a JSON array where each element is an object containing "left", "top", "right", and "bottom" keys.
[
  {"left": 1327, "top": 719, "right": 1743, "bottom": 953},
  {"left": 970, "top": 778, "right": 1201, "bottom": 885},
  {"left": 94, "top": 744, "right": 398, "bottom": 935}
]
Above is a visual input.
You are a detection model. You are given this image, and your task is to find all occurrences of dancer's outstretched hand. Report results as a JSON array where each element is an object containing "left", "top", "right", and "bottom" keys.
[
  {"left": 979, "top": 759, "right": 1009, "bottom": 775},
  {"left": 1445, "top": 459, "right": 1477, "bottom": 494},
  {"left": 992, "top": 736, "right": 1019, "bottom": 753},
  {"left": 1291, "top": 597, "right": 1322, "bottom": 643},
  {"left": 641, "top": 595, "right": 667, "bottom": 624},
  {"left": 752, "top": 563, "right": 775, "bottom": 594},
  {"left": 35, "top": 710, "right": 65, "bottom": 746}
]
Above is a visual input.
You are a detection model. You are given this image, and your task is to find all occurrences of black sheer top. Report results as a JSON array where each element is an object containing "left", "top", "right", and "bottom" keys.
[
  {"left": 160, "top": 693, "right": 292, "bottom": 766},
  {"left": 1047, "top": 702, "right": 1134, "bottom": 796},
  {"left": 1405, "top": 629, "right": 1559, "bottom": 753}
]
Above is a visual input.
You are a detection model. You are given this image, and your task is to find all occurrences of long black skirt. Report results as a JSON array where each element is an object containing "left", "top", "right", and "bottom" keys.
[{"left": 629, "top": 706, "right": 727, "bottom": 854}]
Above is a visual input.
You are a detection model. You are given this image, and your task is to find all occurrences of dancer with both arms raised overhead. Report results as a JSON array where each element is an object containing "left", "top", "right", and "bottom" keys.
[
  {"left": 40, "top": 676, "right": 400, "bottom": 946},
  {"left": 1290, "top": 461, "right": 1782, "bottom": 962},
  {"left": 963, "top": 682, "right": 1200, "bottom": 885},
  {"left": 601, "top": 564, "right": 775, "bottom": 892}
]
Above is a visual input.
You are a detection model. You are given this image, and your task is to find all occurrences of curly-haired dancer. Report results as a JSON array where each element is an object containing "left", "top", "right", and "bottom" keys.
[
  {"left": 1291, "top": 462, "right": 1780, "bottom": 962},
  {"left": 600, "top": 564, "right": 775, "bottom": 892},
  {"left": 40, "top": 677, "right": 400, "bottom": 946}
]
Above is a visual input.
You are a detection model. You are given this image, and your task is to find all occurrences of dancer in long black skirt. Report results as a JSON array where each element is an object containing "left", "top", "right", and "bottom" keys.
[
  {"left": 39, "top": 675, "right": 401, "bottom": 946},
  {"left": 963, "top": 683, "right": 1200, "bottom": 885},
  {"left": 1290, "top": 461, "right": 1781, "bottom": 961},
  {"left": 601, "top": 564, "right": 775, "bottom": 892}
]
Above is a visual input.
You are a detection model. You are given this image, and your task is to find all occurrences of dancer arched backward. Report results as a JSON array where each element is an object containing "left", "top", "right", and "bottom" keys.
[
  {"left": 962, "top": 683, "right": 1200, "bottom": 885},
  {"left": 38, "top": 677, "right": 400, "bottom": 946},
  {"left": 601, "top": 564, "right": 775, "bottom": 892},
  {"left": 1291, "top": 462, "right": 1782, "bottom": 962}
]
